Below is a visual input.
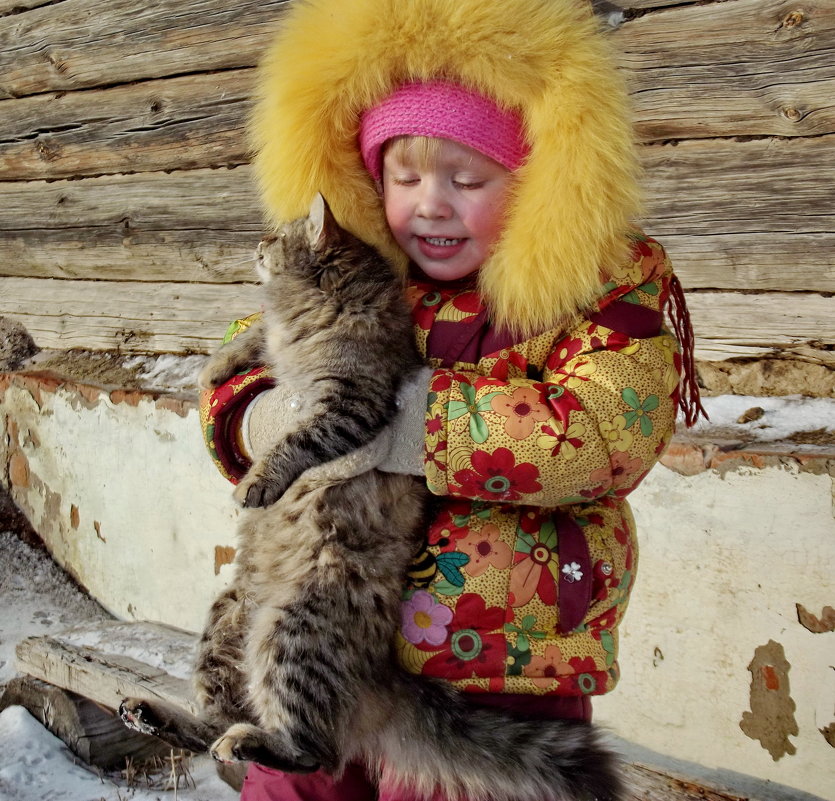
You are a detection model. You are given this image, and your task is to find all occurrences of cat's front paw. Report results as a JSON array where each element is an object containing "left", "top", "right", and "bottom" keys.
[
  {"left": 119, "top": 698, "right": 162, "bottom": 737},
  {"left": 233, "top": 471, "right": 288, "bottom": 508},
  {"left": 210, "top": 724, "right": 320, "bottom": 773},
  {"left": 198, "top": 358, "right": 238, "bottom": 391}
]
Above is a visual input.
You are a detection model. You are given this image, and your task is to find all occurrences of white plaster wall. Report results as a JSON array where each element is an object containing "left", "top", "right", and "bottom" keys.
[
  {"left": 595, "top": 463, "right": 835, "bottom": 800},
  {"left": 3, "top": 380, "right": 834, "bottom": 797},
  {"left": 3, "top": 382, "right": 239, "bottom": 633}
]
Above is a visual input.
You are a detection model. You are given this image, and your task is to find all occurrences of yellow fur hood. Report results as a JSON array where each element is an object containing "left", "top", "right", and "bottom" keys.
[{"left": 251, "top": 0, "right": 641, "bottom": 337}]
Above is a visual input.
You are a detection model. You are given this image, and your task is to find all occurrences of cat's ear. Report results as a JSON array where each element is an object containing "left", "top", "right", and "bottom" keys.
[{"left": 306, "top": 193, "right": 338, "bottom": 252}]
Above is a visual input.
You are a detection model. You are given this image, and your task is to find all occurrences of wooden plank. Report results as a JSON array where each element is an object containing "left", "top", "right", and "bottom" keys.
[
  {"left": 0, "top": 70, "right": 255, "bottom": 180},
  {"left": 641, "top": 135, "right": 835, "bottom": 237},
  {"left": 615, "top": 0, "right": 835, "bottom": 140},
  {"left": 2, "top": 135, "right": 832, "bottom": 292},
  {"left": 16, "top": 633, "right": 201, "bottom": 717},
  {"left": 655, "top": 232, "right": 835, "bottom": 294},
  {"left": 687, "top": 291, "right": 835, "bottom": 362},
  {"left": 0, "top": 274, "right": 831, "bottom": 363},
  {"left": 0, "top": 675, "right": 174, "bottom": 768},
  {"left": 0, "top": 276, "right": 260, "bottom": 352},
  {"left": 0, "top": 166, "right": 261, "bottom": 233},
  {"left": 621, "top": 763, "right": 756, "bottom": 801},
  {"left": 3, "top": 230, "right": 258, "bottom": 284},
  {"left": 0, "top": 0, "right": 55, "bottom": 14},
  {"left": 0, "top": 0, "right": 289, "bottom": 99}
]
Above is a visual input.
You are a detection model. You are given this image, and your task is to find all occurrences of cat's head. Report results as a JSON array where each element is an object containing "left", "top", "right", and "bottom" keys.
[{"left": 255, "top": 194, "right": 354, "bottom": 291}]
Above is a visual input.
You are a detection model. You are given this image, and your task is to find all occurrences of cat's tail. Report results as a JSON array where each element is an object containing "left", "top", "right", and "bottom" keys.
[{"left": 366, "top": 673, "right": 623, "bottom": 801}]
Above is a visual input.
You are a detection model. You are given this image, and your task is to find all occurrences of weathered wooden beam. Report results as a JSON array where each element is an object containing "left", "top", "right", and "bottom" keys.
[
  {"left": 642, "top": 134, "right": 835, "bottom": 237},
  {"left": 616, "top": 0, "right": 835, "bottom": 141},
  {"left": 3, "top": 133, "right": 833, "bottom": 292},
  {"left": 0, "top": 276, "right": 260, "bottom": 353},
  {"left": 1, "top": 274, "right": 831, "bottom": 362},
  {"left": 658, "top": 232, "right": 835, "bottom": 293},
  {"left": 0, "top": 70, "right": 255, "bottom": 180},
  {"left": 0, "top": 167, "right": 260, "bottom": 232},
  {"left": 0, "top": 0, "right": 289, "bottom": 99},
  {"left": 0, "top": 675, "right": 174, "bottom": 768},
  {"left": 0, "top": 0, "right": 54, "bottom": 14},
  {"left": 15, "top": 621, "right": 201, "bottom": 717}
]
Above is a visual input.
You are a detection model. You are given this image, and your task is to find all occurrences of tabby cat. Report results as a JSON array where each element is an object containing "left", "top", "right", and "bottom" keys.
[{"left": 120, "top": 195, "right": 623, "bottom": 801}]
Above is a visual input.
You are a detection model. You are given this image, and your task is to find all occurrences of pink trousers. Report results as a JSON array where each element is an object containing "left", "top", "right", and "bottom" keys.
[{"left": 239, "top": 695, "right": 591, "bottom": 801}]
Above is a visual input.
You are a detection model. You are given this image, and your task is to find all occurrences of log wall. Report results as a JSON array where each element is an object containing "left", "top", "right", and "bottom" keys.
[{"left": 0, "top": 0, "right": 833, "bottom": 388}]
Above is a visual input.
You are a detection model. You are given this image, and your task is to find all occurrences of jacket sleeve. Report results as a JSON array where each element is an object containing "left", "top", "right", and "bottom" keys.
[
  {"left": 422, "top": 287, "right": 681, "bottom": 508},
  {"left": 198, "top": 314, "right": 272, "bottom": 483}
]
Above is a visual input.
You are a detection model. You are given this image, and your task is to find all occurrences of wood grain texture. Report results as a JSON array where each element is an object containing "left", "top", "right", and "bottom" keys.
[
  {"left": 642, "top": 135, "right": 835, "bottom": 236},
  {"left": 1, "top": 275, "right": 831, "bottom": 363},
  {"left": 616, "top": 0, "right": 835, "bottom": 141},
  {"left": 0, "top": 276, "right": 260, "bottom": 352},
  {"left": 0, "top": 70, "right": 255, "bottom": 180},
  {"left": 0, "top": 0, "right": 289, "bottom": 98},
  {"left": 16, "top": 623, "right": 200, "bottom": 716},
  {"left": 4, "top": 137, "right": 832, "bottom": 292},
  {"left": 0, "top": 0, "right": 56, "bottom": 14}
]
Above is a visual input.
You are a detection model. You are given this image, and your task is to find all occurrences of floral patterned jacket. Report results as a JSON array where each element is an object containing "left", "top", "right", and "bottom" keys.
[
  {"left": 201, "top": 233, "right": 682, "bottom": 699},
  {"left": 397, "top": 233, "right": 681, "bottom": 698}
]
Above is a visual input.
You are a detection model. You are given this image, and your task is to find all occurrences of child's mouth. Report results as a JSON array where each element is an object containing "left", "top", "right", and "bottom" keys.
[
  {"left": 424, "top": 237, "right": 463, "bottom": 246},
  {"left": 417, "top": 236, "right": 467, "bottom": 260}
]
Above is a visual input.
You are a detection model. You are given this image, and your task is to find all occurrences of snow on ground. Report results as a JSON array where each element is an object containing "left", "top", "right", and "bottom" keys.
[
  {"left": 0, "top": 531, "right": 238, "bottom": 801},
  {"left": 688, "top": 394, "right": 835, "bottom": 447}
]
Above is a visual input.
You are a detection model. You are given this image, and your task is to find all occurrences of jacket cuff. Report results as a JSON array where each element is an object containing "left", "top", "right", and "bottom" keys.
[{"left": 199, "top": 367, "right": 275, "bottom": 483}]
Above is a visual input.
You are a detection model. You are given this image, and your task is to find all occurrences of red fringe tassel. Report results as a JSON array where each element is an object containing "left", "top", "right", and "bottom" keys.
[{"left": 666, "top": 274, "right": 709, "bottom": 427}]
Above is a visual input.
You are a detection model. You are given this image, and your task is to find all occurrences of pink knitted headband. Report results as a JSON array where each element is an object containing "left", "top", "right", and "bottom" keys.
[{"left": 359, "top": 81, "right": 529, "bottom": 183}]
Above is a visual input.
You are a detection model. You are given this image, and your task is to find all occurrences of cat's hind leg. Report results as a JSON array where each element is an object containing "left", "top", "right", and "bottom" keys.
[
  {"left": 119, "top": 697, "right": 222, "bottom": 753},
  {"left": 210, "top": 723, "right": 320, "bottom": 773}
]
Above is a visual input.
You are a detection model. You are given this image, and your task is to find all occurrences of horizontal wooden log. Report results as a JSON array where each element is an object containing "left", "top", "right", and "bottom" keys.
[
  {"left": 0, "top": 0, "right": 53, "bottom": 14},
  {"left": 0, "top": 275, "right": 831, "bottom": 362},
  {"left": 0, "top": 0, "right": 832, "bottom": 149},
  {"left": 0, "top": 276, "right": 260, "bottom": 352},
  {"left": 616, "top": 0, "right": 835, "bottom": 141},
  {"left": 0, "top": 0, "right": 289, "bottom": 99},
  {"left": 0, "top": 167, "right": 261, "bottom": 232},
  {"left": 0, "top": 675, "right": 173, "bottom": 768},
  {"left": 658, "top": 232, "right": 835, "bottom": 293},
  {"left": 16, "top": 626, "right": 201, "bottom": 717},
  {"left": 642, "top": 134, "right": 835, "bottom": 237},
  {"left": 0, "top": 70, "right": 255, "bottom": 180},
  {"left": 3, "top": 134, "right": 833, "bottom": 292}
]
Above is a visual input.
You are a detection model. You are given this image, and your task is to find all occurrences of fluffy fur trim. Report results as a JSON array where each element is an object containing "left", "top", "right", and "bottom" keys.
[{"left": 251, "top": 0, "right": 641, "bottom": 337}]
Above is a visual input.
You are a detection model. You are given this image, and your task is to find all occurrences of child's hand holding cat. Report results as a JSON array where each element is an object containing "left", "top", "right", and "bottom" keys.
[{"left": 241, "top": 366, "right": 432, "bottom": 488}]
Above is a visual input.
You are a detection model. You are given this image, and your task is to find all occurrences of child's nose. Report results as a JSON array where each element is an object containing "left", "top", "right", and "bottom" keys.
[{"left": 416, "top": 184, "right": 453, "bottom": 219}]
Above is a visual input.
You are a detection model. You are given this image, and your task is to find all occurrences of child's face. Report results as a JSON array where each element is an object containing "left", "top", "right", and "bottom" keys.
[{"left": 382, "top": 138, "right": 512, "bottom": 282}]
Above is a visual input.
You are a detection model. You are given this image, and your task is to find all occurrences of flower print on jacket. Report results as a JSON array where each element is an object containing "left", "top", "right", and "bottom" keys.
[
  {"left": 490, "top": 386, "right": 552, "bottom": 439},
  {"left": 524, "top": 644, "right": 575, "bottom": 690},
  {"left": 457, "top": 524, "right": 513, "bottom": 577},
  {"left": 536, "top": 420, "right": 585, "bottom": 459},
  {"left": 423, "top": 594, "right": 508, "bottom": 680},
  {"left": 447, "top": 380, "right": 501, "bottom": 444},
  {"left": 509, "top": 516, "right": 559, "bottom": 607},
  {"left": 451, "top": 448, "right": 542, "bottom": 502},
  {"left": 401, "top": 590, "right": 453, "bottom": 647}
]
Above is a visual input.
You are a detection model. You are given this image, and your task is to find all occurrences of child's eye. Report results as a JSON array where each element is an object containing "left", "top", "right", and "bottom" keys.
[
  {"left": 391, "top": 175, "right": 419, "bottom": 187},
  {"left": 453, "top": 179, "right": 485, "bottom": 190}
]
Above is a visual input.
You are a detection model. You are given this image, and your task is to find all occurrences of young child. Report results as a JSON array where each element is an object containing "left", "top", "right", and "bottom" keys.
[{"left": 200, "top": 1, "right": 704, "bottom": 799}]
